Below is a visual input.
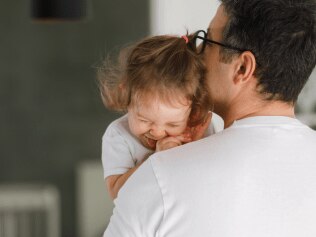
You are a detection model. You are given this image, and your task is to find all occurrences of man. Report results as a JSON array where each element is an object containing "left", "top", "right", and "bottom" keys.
[{"left": 104, "top": 0, "right": 316, "bottom": 236}]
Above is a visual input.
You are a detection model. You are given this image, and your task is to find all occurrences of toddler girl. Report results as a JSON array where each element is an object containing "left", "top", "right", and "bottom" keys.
[{"left": 98, "top": 34, "right": 222, "bottom": 199}]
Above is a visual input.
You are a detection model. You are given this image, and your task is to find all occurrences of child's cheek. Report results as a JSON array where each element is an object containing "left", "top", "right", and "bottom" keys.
[
  {"left": 133, "top": 123, "right": 150, "bottom": 136},
  {"left": 168, "top": 125, "right": 187, "bottom": 136}
]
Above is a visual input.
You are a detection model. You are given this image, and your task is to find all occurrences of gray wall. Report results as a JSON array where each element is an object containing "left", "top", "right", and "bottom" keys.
[{"left": 0, "top": 0, "right": 149, "bottom": 236}]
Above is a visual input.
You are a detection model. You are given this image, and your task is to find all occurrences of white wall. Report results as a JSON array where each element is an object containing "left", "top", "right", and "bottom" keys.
[
  {"left": 77, "top": 161, "right": 114, "bottom": 237},
  {"left": 297, "top": 69, "right": 316, "bottom": 113},
  {"left": 150, "top": 0, "right": 220, "bottom": 35}
]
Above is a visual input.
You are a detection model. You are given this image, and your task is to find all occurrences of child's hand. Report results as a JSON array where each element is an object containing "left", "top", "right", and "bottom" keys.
[
  {"left": 184, "top": 112, "right": 212, "bottom": 142},
  {"left": 155, "top": 112, "right": 212, "bottom": 151},
  {"left": 156, "top": 136, "right": 186, "bottom": 152},
  {"left": 156, "top": 130, "right": 194, "bottom": 151}
]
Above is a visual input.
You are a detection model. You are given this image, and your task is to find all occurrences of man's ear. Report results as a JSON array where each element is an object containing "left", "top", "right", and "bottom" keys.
[{"left": 233, "top": 51, "right": 256, "bottom": 84}]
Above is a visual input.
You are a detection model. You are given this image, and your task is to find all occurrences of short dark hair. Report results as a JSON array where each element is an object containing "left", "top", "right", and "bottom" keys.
[{"left": 220, "top": 0, "right": 316, "bottom": 102}]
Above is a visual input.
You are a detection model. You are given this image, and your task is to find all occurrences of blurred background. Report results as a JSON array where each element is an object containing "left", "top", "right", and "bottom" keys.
[{"left": 0, "top": 0, "right": 315, "bottom": 237}]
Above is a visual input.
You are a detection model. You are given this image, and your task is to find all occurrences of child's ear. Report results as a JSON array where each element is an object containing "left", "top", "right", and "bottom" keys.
[{"left": 233, "top": 51, "right": 256, "bottom": 84}]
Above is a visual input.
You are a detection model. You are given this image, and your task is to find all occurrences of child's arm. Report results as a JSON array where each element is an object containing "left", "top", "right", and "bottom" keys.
[
  {"left": 106, "top": 159, "right": 146, "bottom": 200},
  {"left": 106, "top": 132, "right": 191, "bottom": 199},
  {"left": 106, "top": 135, "right": 185, "bottom": 199},
  {"left": 106, "top": 113, "right": 212, "bottom": 199}
]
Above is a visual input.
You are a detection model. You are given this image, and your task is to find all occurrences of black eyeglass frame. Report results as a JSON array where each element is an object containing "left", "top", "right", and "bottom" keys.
[{"left": 190, "top": 30, "right": 248, "bottom": 54}]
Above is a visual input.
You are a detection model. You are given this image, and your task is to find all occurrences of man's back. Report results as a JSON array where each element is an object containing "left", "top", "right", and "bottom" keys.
[{"left": 105, "top": 116, "right": 316, "bottom": 237}]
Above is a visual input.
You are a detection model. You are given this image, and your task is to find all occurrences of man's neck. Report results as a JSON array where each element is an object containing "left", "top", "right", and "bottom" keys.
[{"left": 219, "top": 100, "right": 295, "bottom": 129}]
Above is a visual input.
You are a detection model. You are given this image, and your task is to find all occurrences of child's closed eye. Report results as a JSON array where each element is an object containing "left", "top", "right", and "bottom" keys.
[
  {"left": 139, "top": 119, "right": 151, "bottom": 124},
  {"left": 168, "top": 123, "right": 181, "bottom": 128}
]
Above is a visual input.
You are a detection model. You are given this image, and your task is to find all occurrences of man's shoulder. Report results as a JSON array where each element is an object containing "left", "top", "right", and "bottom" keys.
[{"left": 149, "top": 116, "right": 316, "bottom": 172}]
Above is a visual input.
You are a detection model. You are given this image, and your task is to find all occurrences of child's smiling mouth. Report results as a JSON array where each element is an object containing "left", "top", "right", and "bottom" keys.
[{"left": 144, "top": 136, "right": 158, "bottom": 149}]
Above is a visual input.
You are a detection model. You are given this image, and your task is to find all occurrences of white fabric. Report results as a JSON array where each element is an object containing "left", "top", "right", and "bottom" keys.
[
  {"left": 104, "top": 116, "right": 316, "bottom": 237},
  {"left": 102, "top": 114, "right": 153, "bottom": 179},
  {"left": 102, "top": 113, "right": 223, "bottom": 179}
]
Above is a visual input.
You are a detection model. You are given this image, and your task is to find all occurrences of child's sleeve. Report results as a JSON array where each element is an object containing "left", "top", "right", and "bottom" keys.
[{"left": 102, "top": 127, "right": 135, "bottom": 179}]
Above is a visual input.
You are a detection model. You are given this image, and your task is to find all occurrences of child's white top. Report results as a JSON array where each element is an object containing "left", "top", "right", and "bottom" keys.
[{"left": 102, "top": 113, "right": 224, "bottom": 179}]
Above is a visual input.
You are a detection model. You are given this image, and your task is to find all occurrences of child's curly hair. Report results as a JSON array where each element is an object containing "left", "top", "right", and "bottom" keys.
[{"left": 97, "top": 34, "right": 212, "bottom": 126}]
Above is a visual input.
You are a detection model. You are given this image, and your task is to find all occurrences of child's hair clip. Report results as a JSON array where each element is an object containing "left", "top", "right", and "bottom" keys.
[{"left": 181, "top": 35, "right": 189, "bottom": 44}]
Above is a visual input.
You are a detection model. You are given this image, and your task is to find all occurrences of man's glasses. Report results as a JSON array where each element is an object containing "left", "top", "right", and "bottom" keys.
[{"left": 190, "top": 30, "right": 247, "bottom": 55}]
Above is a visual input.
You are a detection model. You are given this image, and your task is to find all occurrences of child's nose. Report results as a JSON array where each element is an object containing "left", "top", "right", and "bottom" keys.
[{"left": 149, "top": 127, "right": 166, "bottom": 139}]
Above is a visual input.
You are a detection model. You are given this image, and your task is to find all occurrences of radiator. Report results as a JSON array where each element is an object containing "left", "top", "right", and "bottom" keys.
[{"left": 0, "top": 184, "right": 60, "bottom": 237}]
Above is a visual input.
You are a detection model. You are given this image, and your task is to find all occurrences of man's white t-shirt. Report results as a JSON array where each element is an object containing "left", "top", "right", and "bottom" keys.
[
  {"left": 104, "top": 116, "right": 316, "bottom": 237},
  {"left": 102, "top": 113, "right": 224, "bottom": 179}
]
